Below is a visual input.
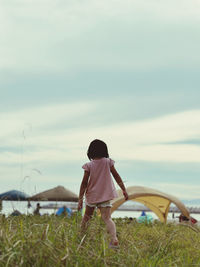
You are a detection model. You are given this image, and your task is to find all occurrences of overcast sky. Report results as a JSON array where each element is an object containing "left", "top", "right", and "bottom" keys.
[{"left": 0, "top": 0, "right": 200, "bottom": 200}]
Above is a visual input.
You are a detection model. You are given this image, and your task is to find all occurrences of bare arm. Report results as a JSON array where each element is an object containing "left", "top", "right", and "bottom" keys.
[
  {"left": 110, "top": 165, "right": 128, "bottom": 200},
  {"left": 78, "top": 171, "right": 90, "bottom": 210}
]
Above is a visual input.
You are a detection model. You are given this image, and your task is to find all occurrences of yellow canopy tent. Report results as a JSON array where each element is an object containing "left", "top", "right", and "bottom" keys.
[{"left": 111, "top": 186, "right": 190, "bottom": 223}]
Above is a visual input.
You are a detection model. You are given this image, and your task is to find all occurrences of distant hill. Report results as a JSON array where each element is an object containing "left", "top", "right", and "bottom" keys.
[
  {"left": 124, "top": 199, "right": 200, "bottom": 207},
  {"left": 182, "top": 199, "right": 200, "bottom": 206}
]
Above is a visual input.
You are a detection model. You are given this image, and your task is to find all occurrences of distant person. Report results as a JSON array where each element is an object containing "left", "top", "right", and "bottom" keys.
[
  {"left": 0, "top": 200, "right": 2, "bottom": 212},
  {"left": 27, "top": 200, "right": 32, "bottom": 208},
  {"left": 34, "top": 203, "right": 41, "bottom": 215},
  {"left": 141, "top": 210, "right": 146, "bottom": 216},
  {"left": 78, "top": 139, "right": 128, "bottom": 248}
]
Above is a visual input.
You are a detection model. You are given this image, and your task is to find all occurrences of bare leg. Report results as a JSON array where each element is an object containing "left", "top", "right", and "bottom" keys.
[
  {"left": 81, "top": 205, "right": 95, "bottom": 232},
  {"left": 99, "top": 207, "right": 118, "bottom": 243}
]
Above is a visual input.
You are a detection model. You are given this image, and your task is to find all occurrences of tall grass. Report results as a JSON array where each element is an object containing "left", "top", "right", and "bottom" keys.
[{"left": 0, "top": 214, "right": 200, "bottom": 266}]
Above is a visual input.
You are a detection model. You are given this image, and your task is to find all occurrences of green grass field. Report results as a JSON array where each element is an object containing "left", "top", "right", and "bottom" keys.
[{"left": 0, "top": 214, "right": 200, "bottom": 266}]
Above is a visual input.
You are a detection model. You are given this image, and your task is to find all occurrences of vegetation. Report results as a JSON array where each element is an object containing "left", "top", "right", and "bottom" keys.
[{"left": 0, "top": 213, "right": 200, "bottom": 266}]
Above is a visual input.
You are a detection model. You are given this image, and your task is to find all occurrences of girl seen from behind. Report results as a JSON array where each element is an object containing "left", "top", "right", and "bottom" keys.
[{"left": 78, "top": 139, "right": 128, "bottom": 248}]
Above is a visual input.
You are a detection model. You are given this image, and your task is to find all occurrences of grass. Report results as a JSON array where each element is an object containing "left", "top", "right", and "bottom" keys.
[{"left": 0, "top": 213, "right": 200, "bottom": 267}]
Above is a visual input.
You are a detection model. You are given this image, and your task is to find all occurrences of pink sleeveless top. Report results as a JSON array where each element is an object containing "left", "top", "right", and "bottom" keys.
[{"left": 82, "top": 158, "right": 118, "bottom": 204}]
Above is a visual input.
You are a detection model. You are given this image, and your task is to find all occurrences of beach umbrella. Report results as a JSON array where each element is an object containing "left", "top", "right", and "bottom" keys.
[
  {"left": 10, "top": 210, "right": 22, "bottom": 216},
  {"left": 111, "top": 186, "right": 190, "bottom": 223},
  {"left": 29, "top": 185, "right": 78, "bottom": 202},
  {"left": 0, "top": 190, "right": 29, "bottom": 201}
]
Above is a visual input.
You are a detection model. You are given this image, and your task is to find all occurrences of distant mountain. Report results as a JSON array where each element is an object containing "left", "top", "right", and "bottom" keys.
[{"left": 181, "top": 199, "right": 200, "bottom": 206}]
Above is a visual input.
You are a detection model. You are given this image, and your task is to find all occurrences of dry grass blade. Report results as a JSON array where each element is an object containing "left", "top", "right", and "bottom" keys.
[
  {"left": 77, "top": 234, "right": 86, "bottom": 251},
  {"left": 13, "top": 240, "right": 22, "bottom": 248},
  {"left": 179, "top": 223, "right": 200, "bottom": 233},
  {"left": 61, "top": 248, "right": 69, "bottom": 261},
  {"left": 6, "top": 252, "right": 17, "bottom": 267}
]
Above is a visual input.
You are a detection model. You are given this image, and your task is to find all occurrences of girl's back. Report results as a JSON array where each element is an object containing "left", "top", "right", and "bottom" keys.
[{"left": 82, "top": 158, "right": 118, "bottom": 204}]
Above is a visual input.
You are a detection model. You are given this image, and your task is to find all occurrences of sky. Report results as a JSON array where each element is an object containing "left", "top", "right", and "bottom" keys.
[{"left": 0, "top": 0, "right": 200, "bottom": 200}]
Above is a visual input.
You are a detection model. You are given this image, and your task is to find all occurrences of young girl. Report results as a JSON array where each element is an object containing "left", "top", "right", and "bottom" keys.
[{"left": 78, "top": 139, "right": 128, "bottom": 248}]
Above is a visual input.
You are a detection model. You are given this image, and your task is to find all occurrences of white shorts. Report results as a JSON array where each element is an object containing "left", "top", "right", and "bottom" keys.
[{"left": 86, "top": 200, "right": 112, "bottom": 208}]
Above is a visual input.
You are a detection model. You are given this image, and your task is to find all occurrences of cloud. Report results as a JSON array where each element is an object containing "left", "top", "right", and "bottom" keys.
[
  {"left": 150, "top": 182, "right": 200, "bottom": 199},
  {"left": 167, "top": 139, "right": 200, "bottom": 145},
  {"left": 0, "top": 101, "right": 94, "bottom": 139},
  {"left": 1, "top": 0, "right": 200, "bottom": 74},
  {"left": 1, "top": 102, "right": 200, "bottom": 166},
  {"left": 1, "top": 102, "right": 200, "bottom": 196},
  {"left": 1, "top": 0, "right": 200, "bottom": 197},
  {"left": 0, "top": 164, "right": 80, "bottom": 195}
]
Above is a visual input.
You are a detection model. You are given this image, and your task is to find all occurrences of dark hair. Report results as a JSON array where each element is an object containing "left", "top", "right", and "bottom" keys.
[{"left": 87, "top": 139, "right": 109, "bottom": 160}]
